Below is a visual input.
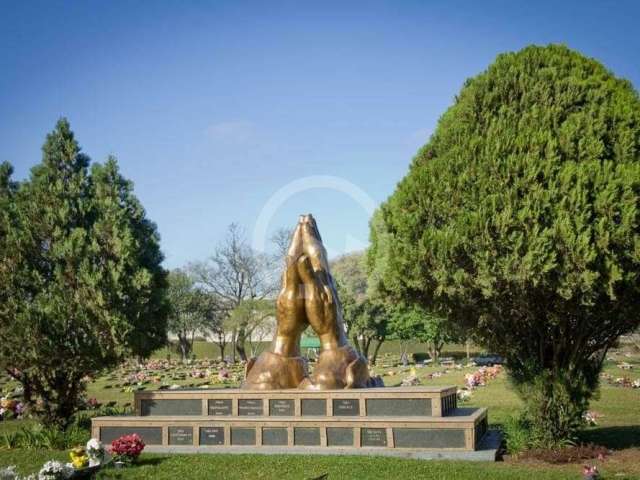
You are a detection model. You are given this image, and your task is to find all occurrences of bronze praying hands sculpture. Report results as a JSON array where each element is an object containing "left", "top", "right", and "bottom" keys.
[{"left": 243, "top": 214, "right": 382, "bottom": 390}]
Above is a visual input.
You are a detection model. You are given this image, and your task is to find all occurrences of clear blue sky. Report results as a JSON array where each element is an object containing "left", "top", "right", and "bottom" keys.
[{"left": 1, "top": 1, "right": 639, "bottom": 268}]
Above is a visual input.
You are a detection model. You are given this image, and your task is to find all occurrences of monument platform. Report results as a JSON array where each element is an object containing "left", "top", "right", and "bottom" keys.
[{"left": 91, "top": 386, "right": 494, "bottom": 457}]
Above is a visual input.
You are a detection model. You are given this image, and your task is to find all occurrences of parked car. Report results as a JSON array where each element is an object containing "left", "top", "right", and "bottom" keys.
[{"left": 472, "top": 355, "right": 505, "bottom": 366}]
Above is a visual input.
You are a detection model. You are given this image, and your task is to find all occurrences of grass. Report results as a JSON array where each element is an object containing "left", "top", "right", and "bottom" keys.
[
  {"left": 1, "top": 342, "right": 639, "bottom": 479},
  {"left": 0, "top": 451, "right": 602, "bottom": 479}
]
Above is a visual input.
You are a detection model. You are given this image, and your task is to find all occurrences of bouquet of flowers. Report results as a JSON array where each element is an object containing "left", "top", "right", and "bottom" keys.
[
  {"left": 37, "top": 461, "right": 73, "bottom": 480},
  {"left": 86, "top": 438, "right": 106, "bottom": 467},
  {"left": 110, "top": 434, "right": 145, "bottom": 465},
  {"left": 69, "top": 446, "right": 88, "bottom": 469}
]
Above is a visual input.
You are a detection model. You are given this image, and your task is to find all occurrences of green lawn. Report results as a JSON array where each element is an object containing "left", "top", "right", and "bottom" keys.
[
  {"left": 0, "top": 450, "right": 601, "bottom": 480},
  {"left": 1, "top": 342, "right": 639, "bottom": 479}
]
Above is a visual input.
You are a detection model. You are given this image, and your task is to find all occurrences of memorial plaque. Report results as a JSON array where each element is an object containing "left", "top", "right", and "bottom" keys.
[
  {"left": 366, "top": 398, "right": 431, "bottom": 417},
  {"left": 208, "top": 399, "right": 232, "bottom": 416},
  {"left": 231, "top": 427, "right": 256, "bottom": 445},
  {"left": 199, "top": 427, "right": 224, "bottom": 445},
  {"left": 140, "top": 399, "right": 201, "bottom": 416},
  {"left": 169, "top": 426, "right": 193, "bottom": 446},
  {"left": 301, "top": 398, "right": 326, "bottom": 416},
  {"left": 238, "top": 399, "right": 264, "bottom": 416},
  {"left": 332, "top": 399, "right": 359, "bottom": 416},
  {"left": 262, "top": 427, "right": 288, "bottom": 446},
  {"left": 100, "top": 427, "right": 162, "bottom": 445},
  {"left": 326, "top": 427, "right": 353, "bottom": 446},
  {"left": 361, "top": 428, "right": 387, "bottom": 447},
  {"left": 269, "top": 399, "right": 294, "bottom": 416},
  {"left": 393, "top": 428, "right": 466, "bottom": 448},
  {"left": 294, "top": 427, "right": 321, "bottom": 446}
]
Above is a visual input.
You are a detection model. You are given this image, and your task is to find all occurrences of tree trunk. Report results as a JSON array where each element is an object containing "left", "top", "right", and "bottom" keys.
[
  {"left": 177, "top": 333, "right": 191, "bottom": 362},
  {"left": 231, "top": 328, "right": 237, "bottom": 363},
  {"left": 371, "top": 338, "right": 384, "bottom": 365},
  {"left": 236, "top": 327, "right": 248, "bottom": 362}
]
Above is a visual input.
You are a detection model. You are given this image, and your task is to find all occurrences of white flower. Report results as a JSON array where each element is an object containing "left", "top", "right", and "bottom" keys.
[
  {"left": 37, "top": 461, "right": 73, "bottom": 480},
  {"left": 86, "top": 438, "right": 105, "bottom": 466},
  {"left": 0, "top": 466, "right": 19, "bottom": 480}
]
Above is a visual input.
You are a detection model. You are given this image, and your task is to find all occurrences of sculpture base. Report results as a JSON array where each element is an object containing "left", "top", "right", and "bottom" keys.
[{"left": 91, "top": 387, "right": 491, "bottom": 454}]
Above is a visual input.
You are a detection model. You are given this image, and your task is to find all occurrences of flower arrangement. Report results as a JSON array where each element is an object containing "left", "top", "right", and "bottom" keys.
[
  {"left": 0, "top": 398, "right": 24, "bottom": 420},
  {"left": 582, "top": 411, "right": 602, "bottom": 426},
  {"left": 69, "top": 446, "right": 88, "bottom": 469},
  {"left": 86, "top": 438, "right": 105, "bottom": 467},
  {"left": 37, "top": 461, "right": 73, "bottom": 480},
  {"left": 110, "top": 434, "right": 145, "bottom": 464}
]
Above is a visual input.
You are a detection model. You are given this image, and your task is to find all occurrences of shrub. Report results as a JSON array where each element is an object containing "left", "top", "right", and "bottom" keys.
[{"left": 370, "top": 44, "right": 640, "bottom": 445}]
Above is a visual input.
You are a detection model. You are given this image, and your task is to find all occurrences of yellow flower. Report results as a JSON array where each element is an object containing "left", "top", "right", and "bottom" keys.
[{"left": 70, "top": 446, "right": 89, "bottom": 469}]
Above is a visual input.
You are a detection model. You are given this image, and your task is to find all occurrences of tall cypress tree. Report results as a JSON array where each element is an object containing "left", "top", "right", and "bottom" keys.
[{"left": 0, "top": 119, "right": 168, "bottom": 427}]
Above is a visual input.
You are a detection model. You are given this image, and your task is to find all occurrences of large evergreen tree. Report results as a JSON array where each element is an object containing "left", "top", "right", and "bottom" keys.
[
  {"left": 0, "top": 119, "right": 168, "bottom": 427},
  {"left": 370, "top": 45, "right": 640, "bottom": 444}
]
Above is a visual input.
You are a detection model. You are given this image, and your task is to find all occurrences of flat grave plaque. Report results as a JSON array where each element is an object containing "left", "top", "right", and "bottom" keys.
[
  {"left": 208, "top": 399, "right": 232, "bottom": 416},
  {"left": 361, "top": 428, "right": 387, "bottom": 447},
  {"left": 238, "top": 399, "right": 264, "bottom": 416},
  {"left": 366, "top": 398, "right": 431, "bottom": 417},
  {"left": 332, "top": 398, "right": 359, "bottom": 416},
  {"left": 294, "top": 427, "right": 321, "bottom": 446},
  {"left": 393, "top": 428, "right": 466, "bottom": 448},
  {"left": 262, "top": 427, "right": 288, "bottom": 446},
  {"left": 269, "top": 399, "right": 294, "bottom": 416},
  {"left": 199, "top": 427, "right": 224, "bottom": 445},
  {"left": 168, "top": 426, "right": 193, "bottom": 446},
  {"left": 140, "top": 399, "right": 201, "bottom": 416},
  {"left": 326, "top": 427, "right": 353, "bottom": 446},
  {"left": 231, "top": 427, "right": 256, "bottom": 445},
  {"left": 99, "top": 426, "right": 162, "bottom": 445},
  {"left": 301, "top": 399, "right": 326, "bottom": 416}
]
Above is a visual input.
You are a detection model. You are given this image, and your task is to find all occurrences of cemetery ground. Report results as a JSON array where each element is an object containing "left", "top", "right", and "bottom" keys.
[{"left": 0, "top": 341, "right": 638, "bottom": 479}]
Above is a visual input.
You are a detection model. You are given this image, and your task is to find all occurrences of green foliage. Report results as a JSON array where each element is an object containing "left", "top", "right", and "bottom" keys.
[
  {"left": 331, "top": 252, "right": 390, "bottom": 363},
  {"left": 0, "top": 423, "right": 89, "bottom": 450},
  {"left": 0, "top": 119, "right": 168, "bottom": 427},
  {"left": 370, "top": 45, "right": 640, "bottom": 444},
  {"left": 167, "top": 270, "right": 219, "bottom": 361},
  {"left": 502, "top": 415, "right": 533, "bottom": 454}
]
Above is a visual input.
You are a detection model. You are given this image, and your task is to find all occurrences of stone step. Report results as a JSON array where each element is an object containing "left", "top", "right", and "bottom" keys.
[
  {"left": 134, "top": 386, "right": 459, "bottom": 418},
  {"left": 91, "top": 407, "right": 488, "bottom": 452}
]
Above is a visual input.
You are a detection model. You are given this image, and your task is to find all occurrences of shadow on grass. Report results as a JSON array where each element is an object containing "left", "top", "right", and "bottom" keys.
[{"left": 578, "top": 425, "right": 640, "bottom": 449}]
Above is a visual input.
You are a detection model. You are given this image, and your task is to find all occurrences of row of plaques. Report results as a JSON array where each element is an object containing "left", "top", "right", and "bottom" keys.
[
  {"left": 141, "top": 398, "right": 432, "bottom": 417},
  {"left": 100, "top": 425, "right": 467, "bottom": 448}
]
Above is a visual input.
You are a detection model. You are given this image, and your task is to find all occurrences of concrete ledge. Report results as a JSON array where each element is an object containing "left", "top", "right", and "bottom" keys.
[{"left": 142, "top": 430, "right": 502, "bottom": 462}]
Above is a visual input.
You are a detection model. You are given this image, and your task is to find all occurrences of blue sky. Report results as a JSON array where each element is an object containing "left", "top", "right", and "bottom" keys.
[{"left": 1, "top": 1, "right": 639, "bottom": 268}]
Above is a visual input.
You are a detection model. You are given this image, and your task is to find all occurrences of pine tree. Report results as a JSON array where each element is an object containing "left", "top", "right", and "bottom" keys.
[{"left": 0, "top": 119, "right": 168, "bottom": 427}]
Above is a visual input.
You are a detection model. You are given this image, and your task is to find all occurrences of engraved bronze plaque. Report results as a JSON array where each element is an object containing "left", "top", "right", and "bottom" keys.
[
  {"left": 140, "top": 399, "right": 201, "bottom": 416},
  {"left": 301, "top": 399, "right": 326, "bottom": 416},
  {"left": 262, "top": 427, "right": 288, "bottom": 446},
  {"left": 100, "top": 427, "right": 162, "bottom": 445},
  {"left": 231, "top": 427, "right": 256, "bottom": 445},
  {"left": 238, "top": 399, "right": 264, "bottom": 416},
  {"left": 269, "top": 399, "right": 294, "bottom": 416},
  {"left": 366, "top": 398, "right": 431, "bottom": 417},
  {"left": 208, "top": 399, "right": 232, "bottom": 416},
  {"left": 294, "top": 427, "right": 320, "bottom": 446},
  {"left": 326, "top": 427, "right": 353, "bottom": 446},
  {"left": 332, "top": 399, "right": 359, "bottom": 416},
  {"left": 199, "top": 427, "right": 224, "bottom": 445},
  {"left": 169, "top": 426, "right": 193, "bottom": 446},
  {"left": 361, "top": 428, "right": 387, "bottom": 447},
  {"left": 393, "top": 428, "right": 466, "bottom": 448}
]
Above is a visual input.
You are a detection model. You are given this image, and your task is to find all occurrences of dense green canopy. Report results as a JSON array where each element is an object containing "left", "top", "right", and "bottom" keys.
[
  {"left": 370, "top": 45, "right": 640, "bottom": 443},
  {"left": 0, "top": 119, "right": 168, "bottom": 427}
]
